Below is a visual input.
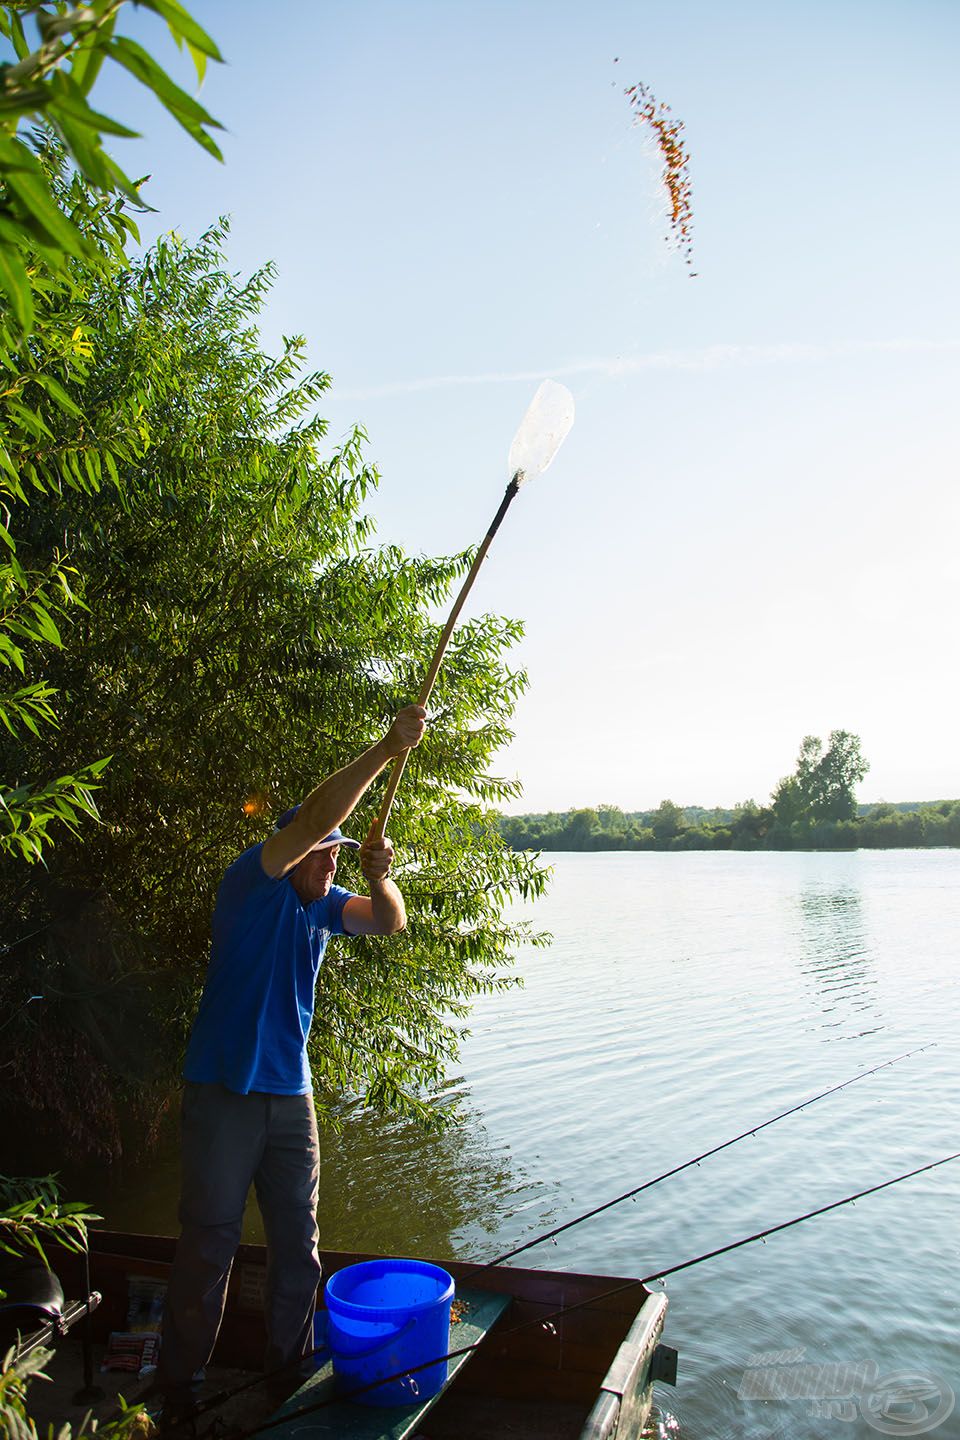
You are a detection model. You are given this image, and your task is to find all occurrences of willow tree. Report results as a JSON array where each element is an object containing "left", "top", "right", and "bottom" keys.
[{"left": 0, "top": 214, "right": 547, "bottom": 1157}]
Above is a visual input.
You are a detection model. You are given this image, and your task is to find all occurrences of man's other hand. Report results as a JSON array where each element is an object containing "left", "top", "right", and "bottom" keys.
[
  {"left": 360, "top": 836, "right": 395, "bottom": 884},
  {"left": 383, "top": 704, "right": 427, "bottom": 758}
]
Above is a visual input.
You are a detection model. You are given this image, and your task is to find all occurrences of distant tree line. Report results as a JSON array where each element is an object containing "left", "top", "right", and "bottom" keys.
[{"left": 499, "top": 731, "right": 960, "bottom": 852}]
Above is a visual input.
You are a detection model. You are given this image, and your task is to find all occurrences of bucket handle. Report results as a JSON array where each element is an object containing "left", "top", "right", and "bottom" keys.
[{"left": 329, "top": 1315, "right": 416, "bottom": 1361}]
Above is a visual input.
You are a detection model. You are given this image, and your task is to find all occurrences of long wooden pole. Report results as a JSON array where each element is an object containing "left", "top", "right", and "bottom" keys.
[{"left": 367, "top": 473, "right": 523, "bottom": 842}]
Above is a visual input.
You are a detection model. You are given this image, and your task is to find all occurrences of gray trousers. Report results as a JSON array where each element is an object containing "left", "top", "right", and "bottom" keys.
[{"left": 157, "top": 1083, "right": 322, "bottom": 1399}]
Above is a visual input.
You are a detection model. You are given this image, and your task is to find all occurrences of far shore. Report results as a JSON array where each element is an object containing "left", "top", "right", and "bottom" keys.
[{"left": 497, "top": 799, "right": 960, "bottom": 853}]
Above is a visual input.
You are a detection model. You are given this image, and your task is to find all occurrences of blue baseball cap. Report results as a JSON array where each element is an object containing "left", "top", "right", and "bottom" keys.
[{"left": 274, "top": 805, "right": 360, "bottom": 850}]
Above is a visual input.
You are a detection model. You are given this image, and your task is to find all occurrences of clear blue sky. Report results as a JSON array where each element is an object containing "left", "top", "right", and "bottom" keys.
[{"left": 82, "top": 1, "right": 960, "bottom": 810}]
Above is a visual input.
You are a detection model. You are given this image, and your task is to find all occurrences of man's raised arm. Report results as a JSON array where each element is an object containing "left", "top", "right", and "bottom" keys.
[{"left": 261, "top": 705, "right": 426, "bottom": 879}]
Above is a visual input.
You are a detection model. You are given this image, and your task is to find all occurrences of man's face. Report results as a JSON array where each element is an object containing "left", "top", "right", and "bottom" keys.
[{"left": 289, "top": 844, "right": 340, "bottom": 905}]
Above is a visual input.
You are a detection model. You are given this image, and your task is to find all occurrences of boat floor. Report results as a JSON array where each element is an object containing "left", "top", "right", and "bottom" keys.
[
  {"left": 416, "top": 1391, "right": 593, "bottom": 1440},
  {"left": 23, "top": 1336, "right": 593, "bottom": 1440},
  {"left": 20, "top": 1336, "right": 277, "bottom": 1434}
]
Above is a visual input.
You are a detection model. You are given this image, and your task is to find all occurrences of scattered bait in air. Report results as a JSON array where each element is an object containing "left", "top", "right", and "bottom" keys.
[{"left": 625, "top": 81, "right": 695, "bottom": 275}]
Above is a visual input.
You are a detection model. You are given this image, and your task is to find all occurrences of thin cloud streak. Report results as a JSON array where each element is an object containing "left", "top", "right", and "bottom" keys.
[{"left": 336, "top": 338, "right": 960, "bottom": 399}]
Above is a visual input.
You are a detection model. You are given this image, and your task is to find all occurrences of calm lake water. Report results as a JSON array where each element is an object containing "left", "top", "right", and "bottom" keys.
[{"left": 68, "top": 850, "right": 960, "bottom": 1438}]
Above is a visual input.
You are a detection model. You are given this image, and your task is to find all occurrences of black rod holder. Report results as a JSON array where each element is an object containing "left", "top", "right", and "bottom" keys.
[{"left": 73, "top": 1245, "right": 105, "bottom": 1404}]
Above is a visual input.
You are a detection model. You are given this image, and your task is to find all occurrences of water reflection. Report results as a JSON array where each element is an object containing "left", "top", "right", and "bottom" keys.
[
  {"left": 9, "top": 1086, "right": 549, "bottom": 1267},
  {"left": 794, "top": 885, "right": 881, "bottom": 1037},
  {"left": 315, "top": 1093, "right": 558, "bottom": 1260}
]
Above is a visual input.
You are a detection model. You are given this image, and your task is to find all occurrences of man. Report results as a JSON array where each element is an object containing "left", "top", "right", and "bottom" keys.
[{"left": 156, "top": 704, "right": 427, "bottom": 1414}]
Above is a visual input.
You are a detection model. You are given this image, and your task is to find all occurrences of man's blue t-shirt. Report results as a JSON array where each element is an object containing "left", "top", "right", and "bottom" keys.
[{"left": 183, "top": 843, "right": 354, "bottom": 1095}]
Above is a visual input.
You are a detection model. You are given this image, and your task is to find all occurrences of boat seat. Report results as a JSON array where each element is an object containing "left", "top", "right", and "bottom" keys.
[{"left": 261, "top": 1286, "right": 510, "bottom": 1440}]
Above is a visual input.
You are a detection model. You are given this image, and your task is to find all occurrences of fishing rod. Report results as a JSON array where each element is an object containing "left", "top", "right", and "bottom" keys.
[
  {"left": 174, "top": 1043, "right": 931, "bottom": 1426},
  {"left": 466, "top": 1041, "right": 934, "bottom": 1278},
  {"left": 230, "top": 1148, "right": 960, "bottom": 1438}
]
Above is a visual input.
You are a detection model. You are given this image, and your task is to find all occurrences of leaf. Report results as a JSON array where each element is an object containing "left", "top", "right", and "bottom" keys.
[
  {"left": 187, "top": 41, "right": 207, "bottom": 85},
  {"left": 29, "top": 373, "right": 82, "bottom": 417},
  {"left": 0, "top": 239, "right": 34, "bottom": 330},
  {"left": 48, "top": 71, "right": 140, "bottom": 138},
  {"left": 82, "top": 447, "right": 101, "bottom": 489},
  {"left": 107, "top": 36, "right": 224, "bottom": 161},
  {"left": 0, "top": 134, "right": 41, "bottom": 175},
  {"left": 6, "top": 9, "right": 30, "bottom": 61},
  {"left": 0, "top": 211, "right": 26, "bottom": 247},
  {"left": 1, "top": 161, "right": 91, "bottom": 261},
  {"left": 28, "top": 601, "right": 63, "bottom": 646},
  {"left": 99, "top": 149, "right": 148, "bottom": 208},
  {"left": 136, "top": 0, "right": 225, "bottom": 64},
  {"left": 4, "top": 399, "right": 53, "bottom": 440},
  {"left": 0, "top": 84, "right": 54, "bottom": 115},
  {"left": 61, "top": 20, "right": 106, "bottom": 96},
  {"left": 46, "top": 108, "right": 116, "bottom": 193}
]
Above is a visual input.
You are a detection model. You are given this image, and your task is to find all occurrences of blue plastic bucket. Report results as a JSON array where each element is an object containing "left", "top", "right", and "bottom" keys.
[{"left": 324, "top": 1258, "right": 455, "bottom": 1406}]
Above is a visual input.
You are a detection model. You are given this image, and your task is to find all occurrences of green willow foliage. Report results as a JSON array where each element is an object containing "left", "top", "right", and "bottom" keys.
[
  {"left": 0, "top": 1173, "right": 98, "bottom": 1260},
  {"left": 0, "top": 0, "right": 222, "bottom": 329},
  {"left": 1, "top": 1338, "right": 150, "bottom": 1440},
  {"left": 0, "top": 213, "right": 548, "bottom": 1153},
  {"left": 0, "top": 0, "right": 222, "bottom": 862},
  {"left": 0, "top": 157, "right": 140, "bottom": 860}
]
